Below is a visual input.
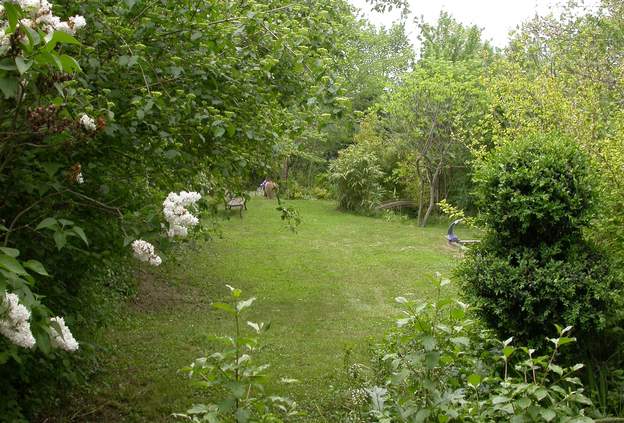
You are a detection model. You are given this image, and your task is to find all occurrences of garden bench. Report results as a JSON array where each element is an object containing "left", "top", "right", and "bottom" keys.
[
  {"left": 377, "top": 199, "right": 418, "bottom": 210},
  {"left": 226, "top": 196, "right": 247, "bottom": 217}
]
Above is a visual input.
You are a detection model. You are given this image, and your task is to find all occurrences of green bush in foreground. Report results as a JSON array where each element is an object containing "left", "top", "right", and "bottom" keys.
[
  {"left": 176, "top": 286, "right": 298, "bottom": 423},
  {"left": 341, "top": 275, "right": 596, "bottom": 422},
  {"left": 458, "top": 133, "right": 621, "bottom": 347}
]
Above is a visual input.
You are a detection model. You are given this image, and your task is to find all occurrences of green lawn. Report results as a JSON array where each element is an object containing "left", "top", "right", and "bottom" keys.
[{"left": 59, "top": 199, "right": 469, "bottom": 422}]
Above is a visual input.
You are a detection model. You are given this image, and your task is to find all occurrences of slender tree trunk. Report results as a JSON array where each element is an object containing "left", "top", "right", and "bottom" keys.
[
  {"left": 281, "top": 156, "right": 289, "bottom": 181},
  {"left": 415, "top": 159, "right": 425, "bottom": 225},
  {"left": 421, "top": 165, "right": 441, "bottom": 227}
]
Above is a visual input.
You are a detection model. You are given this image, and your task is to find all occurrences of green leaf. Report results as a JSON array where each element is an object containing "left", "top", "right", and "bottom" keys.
[
  {"left": 15, "top": 57, "right": 33, "bottom": 75},
  {"left": 59, "top": 54, "right": 82, "bottom": 73},
  {"left": 539, "top": 409, "right": 556, "bottom": 422},
  {"left": 491, "top": 395, "right": 510, "bottom": 404},
  {"left": 396, "top": 317, "right": 411, "bottom": 327},
  {"left": 127, "top": 55, "right": 139, "bottom": 67},
  {"left": 0, "top": 254, "right": 27, "bottom": 275},
  {"left": 450, "top": 307, "right": 465, "bottom": 319},
  {"left": 23, "top": 25, "right": 41, "bottom": 46},
  {"left": 502, "top": 346, "right": 515, "bottom": 358},
  {"left": 35, "top": 52, "right": 63, "bottom": 71},
  {"left": 71, "top": 226, "right": 89, "bottom": 246},
  {"left": 212, "top": 126, "right": 225, "bottom": 138},
  {"left": 414, "top": 409, "right": 431, "bottom": 423},
  {"left": 516, "top": 397, "right": 531, "bottom": 409},
  {"left": 227, "top": 381, "right": 246, "bottom": 399},
  {"left": 467, "top": 373, "right": 481, "bottom": 387},
  {"left": 0, "top": 247, "right": 19, "bottom": 258},
  {"left": 23, "top": 260, "right": 49, "bottom": 276},
  {"left": 450, "top": 336, "right": 470, "bottom": 347},
  {"left": 421, "top": 335, "right": 436, "bottom": 351},
  {"left": 236, "top": 297, "right": 255, "bottom": 312},
  {"left": 44, "top": 31, "right": 81, "bottom": 52},
  {"left": 0, "top": 77, "right": 19, "bottom": 99},
  {"left": 0, "top": 58, "right": 17, "bottom": 71},
  {"left": 534, "top": 388, "right": 548, "bottom": 401},
  {"left": 36, "top": 217, "right": 58, "bottom": 231},
  {"left": 4, "top": 3, "right": 20, "bottom": 32},
  {"left": 234, "top": 407, "right": 250, "bottom": 423},
  {"left": 0, "top": 224, "right": 7, "bottom": 232},
  {"left": 548, "top": 363, "right": 564, "bottom": 376},
  {"left": 53, "top": 231, "right": 67, "bottom": 251},
  {"left": 425, "top": 351, "right": 440, "bottom": 369},
  {"left": 212, "top": 302, "right": 236, "bottom": 315},
  {"left": 557, "top": 336, "right": 576, "bottom": 346},
  {"left": 163, "top": 149, "right": 180, "bottom": 159}
]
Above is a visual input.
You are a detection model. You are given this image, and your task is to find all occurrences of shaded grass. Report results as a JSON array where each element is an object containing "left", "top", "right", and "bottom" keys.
[{"left": 54, "top": 199, "right": 470, "bottom": 422}]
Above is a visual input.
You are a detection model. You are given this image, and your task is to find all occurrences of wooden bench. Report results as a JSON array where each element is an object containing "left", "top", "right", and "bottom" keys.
[
  {"left": 226, "top": 196, "right": 246, "bottom": 217},
  {"left": 377, "top": 199, "right": 418, "bottom": 210}
]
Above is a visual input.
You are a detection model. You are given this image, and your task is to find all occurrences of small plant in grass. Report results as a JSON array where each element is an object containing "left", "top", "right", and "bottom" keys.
[
  {"left": 175, "top": 285, "right": 298, "bottom": 422},
  {"left": 341, "top": 274, "right": 597, "bottom": 422}
]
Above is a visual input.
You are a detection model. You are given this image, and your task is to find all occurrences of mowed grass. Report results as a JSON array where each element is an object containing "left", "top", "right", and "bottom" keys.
[{"left": 58, "top": 199, "right": 470, "bottom": 422}]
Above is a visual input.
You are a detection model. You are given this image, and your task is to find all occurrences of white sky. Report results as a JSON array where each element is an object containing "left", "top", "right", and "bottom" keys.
[{"left": 348, "top": 0, "right": 601, "bottom": 49}]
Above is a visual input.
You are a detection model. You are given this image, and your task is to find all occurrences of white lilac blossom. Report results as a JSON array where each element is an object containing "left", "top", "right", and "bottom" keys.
[
  {"left": 149, "top": 255, "right": 162, "bottom": 266},
  {"left": 162, "top": 191, "right": 201, "bottom": 238},
  {"left": 48, "top": 316, "right": 79, "bottom": 352},
  {"left": 131, "top": 239, "right": 161, "bottom": 266},
  {"left": 6, "top": 0, "right": 86, "bottom": 42},
  {"left": 0, "top": 291, "right": 36, "bottom": 349},
  {"left": 0, "top": 27, "right": 10, "bottom": 55},
  {"left": 79, "top": 113, "right": 96, "bottom": 131},
  {"left": 68, "top": 15, "right": 86, "bottom": 31}
]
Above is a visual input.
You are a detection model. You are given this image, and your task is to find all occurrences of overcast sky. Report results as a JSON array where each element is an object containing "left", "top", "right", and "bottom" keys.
[{"left": 348, "top": 0, "right": 601, "bottom": 49}]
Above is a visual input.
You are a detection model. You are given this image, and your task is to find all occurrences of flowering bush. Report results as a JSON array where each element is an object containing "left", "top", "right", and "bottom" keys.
[{"left": 0, "top": 0, "right": 376, "bottom": 418}]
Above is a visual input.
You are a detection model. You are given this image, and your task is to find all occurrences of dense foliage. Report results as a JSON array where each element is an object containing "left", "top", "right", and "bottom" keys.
[
  {"left": 328, "top": 13, "right": 491, "bottom": 222},
  {"left": 471, "top": 134, "right": 596, "bottom": 248},
  {"left": 0, "top": 0, "right": 401, "bottom": 419},
  {"left": 458, "top": 133, "right": 620, "bottom": 344},
  {"left": 2, "top": 0, "right": 624, "bottom": 420},
  {"left": 341, "top": 276, "right": 596, "bottom": 422}
]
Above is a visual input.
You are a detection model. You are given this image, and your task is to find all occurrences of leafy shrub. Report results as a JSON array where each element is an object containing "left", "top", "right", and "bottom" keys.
[
  {"left": 281, "top": 179, "right": 308, "bottom": 200},
  {"left": 471, "top": 133, "right": 596, "bottom": 248},
  {"left": 459, "top": 239, "right": 619, "bottom": 346},
  {"left": 312, "top": 186, "right": 332, "bottom": 200},
  {"left": 340, "top": 275, "right": 596, "bottom": 422},
  {"left": 458, "top": 133, "right": 622, "bottom": 347},
  {"left": 330, "top": 145, "right": 384, "bottom": 212}
]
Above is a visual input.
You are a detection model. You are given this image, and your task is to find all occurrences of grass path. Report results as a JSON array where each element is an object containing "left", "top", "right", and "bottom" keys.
[{"left": 61, "top": 199, "right": 467, "bottom": 422}]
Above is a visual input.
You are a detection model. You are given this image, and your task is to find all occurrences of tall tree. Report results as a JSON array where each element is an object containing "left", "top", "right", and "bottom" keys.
[
  {"left": 417, "top": 11, "right": 494, "bottom": 62},
  {"left": 382, "top": 59, "right": 489, "bottom": 226}
]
